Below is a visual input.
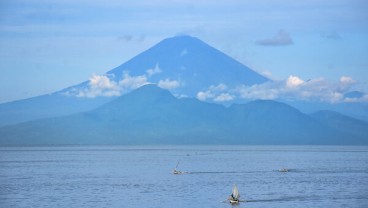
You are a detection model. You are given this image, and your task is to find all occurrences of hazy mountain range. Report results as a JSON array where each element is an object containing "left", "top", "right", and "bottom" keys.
[
  {"left": 0, "top": 35, "right": 367, "bottom": 145},
  {"left": 1, "top": 84, "right": 367, "bottom": 145}
]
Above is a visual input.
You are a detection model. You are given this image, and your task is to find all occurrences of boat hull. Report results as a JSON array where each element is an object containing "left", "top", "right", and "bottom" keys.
[{"left": 230, "top": 200, "right": 239, "bottom": 204}]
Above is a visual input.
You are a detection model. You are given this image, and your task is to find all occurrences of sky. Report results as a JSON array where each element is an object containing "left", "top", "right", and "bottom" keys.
[{"left": 0, "top": 0, "right": 368, "bottom": 103}]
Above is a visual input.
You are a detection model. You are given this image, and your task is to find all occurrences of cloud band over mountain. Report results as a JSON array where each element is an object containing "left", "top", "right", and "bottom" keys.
[
  {"left": 64, "top": 64, "right": 183, "bottom": 98},
  {"left": 65, "top": 70, "right": 366, "bottom": 104}
]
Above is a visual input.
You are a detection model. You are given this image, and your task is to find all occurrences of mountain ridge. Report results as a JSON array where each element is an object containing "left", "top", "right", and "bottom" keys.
[
  {"left": 1, "top": 84, "right": 366, "bottom": 145},
  {"left": 311, "top": 110, "right": 368, "bottom": 140}
]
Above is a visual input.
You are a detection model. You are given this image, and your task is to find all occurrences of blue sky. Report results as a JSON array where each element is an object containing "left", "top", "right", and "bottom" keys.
[{"left": 0, "top": 0, "right": 367, "bottom": 103}]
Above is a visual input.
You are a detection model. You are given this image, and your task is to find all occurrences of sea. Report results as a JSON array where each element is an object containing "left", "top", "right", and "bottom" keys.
[{"left": 0, "top": 145, "right": 367, "bottom": 208}]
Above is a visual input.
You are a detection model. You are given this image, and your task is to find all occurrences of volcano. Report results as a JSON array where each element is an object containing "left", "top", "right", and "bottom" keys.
[{"left": 0, "top": 35, "right": 268, "bottom": 126}]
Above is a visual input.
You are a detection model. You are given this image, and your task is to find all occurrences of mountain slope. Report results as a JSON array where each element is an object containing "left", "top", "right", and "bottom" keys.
[
  {"left": 0, "top": 85, "right": 228, "bottom": 145},
  {"left": 227, "top": 101, "right": 359, "bottom": 145},
  {"left": 311, "top": 110, "right": 368, "bottom": 140},
  {"left": 107, "top": 35, "right": 268, "bottom": 93},
  {"left": 0, "top": 94, "right": 112, "bottom": 127},
  {"left": 0, "top": 85, "right": 365, "bottom": 145},
  {"left": 286, "top": 100, "right": 368, "bottom": 122}
]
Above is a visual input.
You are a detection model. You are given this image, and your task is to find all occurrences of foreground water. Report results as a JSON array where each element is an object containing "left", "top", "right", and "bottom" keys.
[{"left": 1, "top": 145, "right": 367, "bottom": 208}]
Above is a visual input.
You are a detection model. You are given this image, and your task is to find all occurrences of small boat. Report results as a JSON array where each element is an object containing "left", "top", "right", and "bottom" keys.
[
  {"left": 229, "top": 199, "right": 239, "bottom": 204},
  {"left": 228, "top": 185, "right": 241, "bottom": 204},
  {"left": 279, "top": 168, "right": 289, "bottom": 172},
  {"left": 172, "top": 161, "right": 185, "bottom": 174},
  {"left": 172, "top": 169, "right": 184, "bottom": 174}
]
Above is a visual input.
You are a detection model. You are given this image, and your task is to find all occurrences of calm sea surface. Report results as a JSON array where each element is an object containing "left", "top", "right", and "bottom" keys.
[{"left": 0, "top": 145, "right": 367, "bottom": 208}]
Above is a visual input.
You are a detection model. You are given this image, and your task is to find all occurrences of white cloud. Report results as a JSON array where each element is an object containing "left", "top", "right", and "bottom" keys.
[
  {"left": 64, "top": 64, "right": 184, "bottom": 98},
  {"left": 118, "top": 72, "right": 148, "bottom": 92},
  {"left": 74, "top": 74, "right": 121, "bottom": 98},
  {"left": 236, "top": 75, "right": 361, "bottom": 103},
  {"left": 196, "top": 91, "right": 214, "bottom": 101},
  {"left": 339, "top": 76, "right": 356, "bottom": 91},
  {"left": 158, "top": 78, "right": 181, "bottom": 90},
  {"left": 214, "top": 93, "right": 234, "bottom": 102},
  {"left": 209, "top": 83, "right": 228, "bottom": 91},
  {"left": 89, "top": 74, "right": 115, "bottom": 89},
  {"left": 196, "top": 83, "right": 229, "bottom": 102},
  {"left": 146, "top": 63, "right": 162, "bottom": 77},
  {"left": 66, "top": 73, "right": 364, "bottom": 104},
  {"left": 286, "top": 75, "right": 304, "bottom": 89},
  {"left": 236, "top": 82, "right": 280, "bottom": 100},
  {"left": 340, "top": 76, "right": 356, "bottom": 85},
  {"left": 68, "top": 72, "right": 149, "bottom": 98}
]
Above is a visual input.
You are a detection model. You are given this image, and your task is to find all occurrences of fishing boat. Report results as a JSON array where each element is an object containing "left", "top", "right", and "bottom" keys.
[
  {"left": 229, "top": 185, "right": 240, "bottom": 204},
  {"left": 172, "top": 169, "right": 184, "bottom": 174},
  {"left": 279, "top": 168, "right": 289, "bottom": 172},
  {"left": 172, "top": 161, "right": 184, "bottom": 174}
]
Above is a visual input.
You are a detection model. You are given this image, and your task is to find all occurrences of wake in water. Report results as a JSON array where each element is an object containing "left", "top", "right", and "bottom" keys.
[
  {"left": 188, "top": 171, "right": 249, "bottom": 174},
  {"left": 245, "top": 196, "right": 309, "bottom": 203},
  {"left": 174, "top": 170, "right": 296, "bottom": 174},
  {"left": 222, "top": 196, "right": 316, "bottom": 204}
]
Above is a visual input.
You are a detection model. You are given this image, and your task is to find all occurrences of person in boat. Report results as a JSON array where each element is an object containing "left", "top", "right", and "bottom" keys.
[
  {"left": 173, "top": 169, "right": 183, "bottom": 174},
  {"left": 173, "top": 161, "right": 182, "bottom": 174},
  {"left": 228, "top": 194, "right": 236, "bottom": 201},
  {"left": 228, "top": 185, "right": 240, "bottom": 203},
  {"left": 228, "top": 195, "right": 239, "bottom": 203},
  {"left": 279, "top": 168, "right": 289, "bottom": 172}
]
